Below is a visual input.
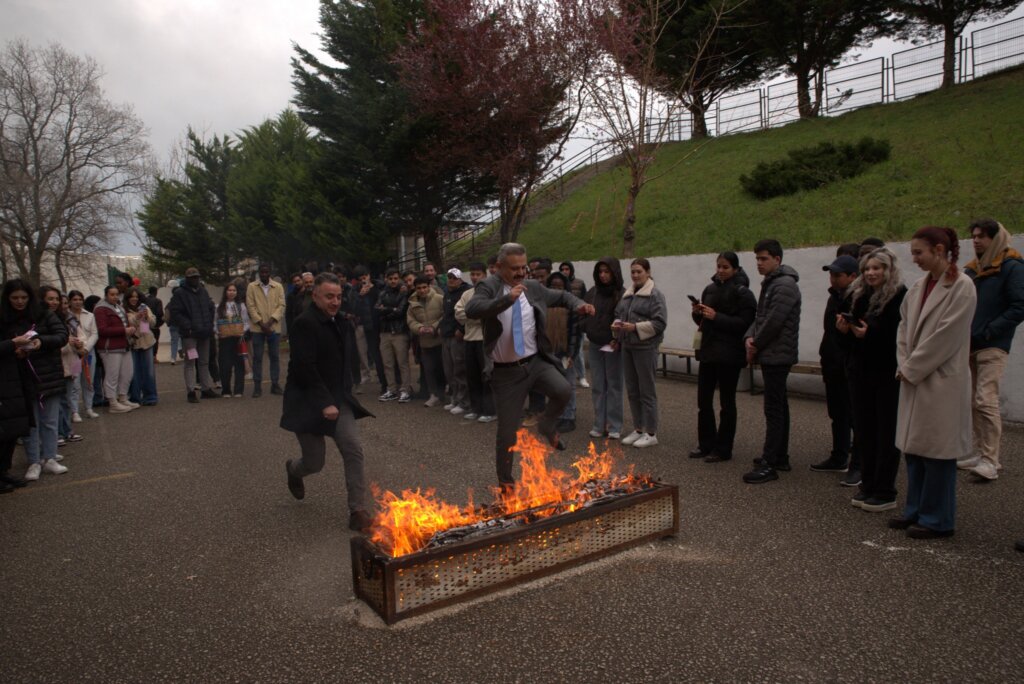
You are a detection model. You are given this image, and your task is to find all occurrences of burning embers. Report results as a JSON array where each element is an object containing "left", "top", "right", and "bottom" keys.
[{"left": 367, "top": 429, "right": 657, "bottom": 557}]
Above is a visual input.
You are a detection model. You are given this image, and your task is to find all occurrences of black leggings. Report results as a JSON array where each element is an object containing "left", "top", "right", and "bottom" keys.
[{"left": 218, "top": 336, "right": 246, "bottom": 395}]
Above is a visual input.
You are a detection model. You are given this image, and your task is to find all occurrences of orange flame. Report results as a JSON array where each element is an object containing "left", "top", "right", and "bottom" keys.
[{"left": 369, "top": 429, "right": 652, "bottom": 557}]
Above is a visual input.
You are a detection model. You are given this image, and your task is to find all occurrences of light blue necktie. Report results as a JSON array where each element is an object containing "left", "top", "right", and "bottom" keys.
[{"left": 512, "top": 297, "right": 526, "bottom": 357}]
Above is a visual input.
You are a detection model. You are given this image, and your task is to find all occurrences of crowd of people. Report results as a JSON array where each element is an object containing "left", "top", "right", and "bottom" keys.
[{"left": 2, "top": 219, "right": 1022, "bottom": 549}]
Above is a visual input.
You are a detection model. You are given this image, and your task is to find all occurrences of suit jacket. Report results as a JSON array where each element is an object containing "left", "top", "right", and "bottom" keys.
[
  {"left": 464, "top": 275, "right": 584, "bottom": 367},
  {"left": 280, "top": 305, "right": 371, "bottom": 436},
  {"left": 895, "top": 272, "right": 976, "bottom": 460}
]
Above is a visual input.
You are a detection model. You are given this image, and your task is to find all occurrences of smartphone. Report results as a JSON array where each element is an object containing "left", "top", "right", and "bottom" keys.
[
  {"left": 687, "top": 295, "right": 699, "bottom": 304},
  {"left": 840, "top": 312, "right": 856, "bottom": 323}
]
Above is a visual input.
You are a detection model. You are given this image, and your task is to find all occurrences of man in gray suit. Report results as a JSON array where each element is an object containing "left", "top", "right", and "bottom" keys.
[{"left": 466, "top": 243, "right": 595, "bottom": 487}]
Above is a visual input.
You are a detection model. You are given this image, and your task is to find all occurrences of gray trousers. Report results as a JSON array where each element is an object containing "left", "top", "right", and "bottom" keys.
[
  {"left": 623, "top": 346, "right": 659, "bottom": 434},
  {"left": 290, "top": 404, "right": 367, "bottom": 512},
  {"left": 182, "top": 337, "right": 214, "bottom": 392},
  {"left": 442, "top": 336, "right": 468, "bottom": 408},
  {"left": 491, "top": 356, "right": 571, "bottom": 484}
]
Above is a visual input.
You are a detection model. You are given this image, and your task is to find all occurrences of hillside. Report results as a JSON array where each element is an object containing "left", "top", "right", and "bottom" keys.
[{"left": 512, "top": 66, "right": 1024, "bottom": 260}]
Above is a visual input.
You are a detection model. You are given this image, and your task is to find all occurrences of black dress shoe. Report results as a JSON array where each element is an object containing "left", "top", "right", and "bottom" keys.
[
  {"left": 704, "top": 453, "right": 732, "bottom": 463},
  {"left": 743, "top": 466, "right": 778, "bottom": 484},
  {"left": 810, "top": 457, "right": 848, "bottom": 472},
  {"left": 907, "top": 524, "right": 954, "bottom": 539},
  {"left": 888, "top": 516, "right": 915, "bottom": 530},
  {"left": 270, "top": 384, "right": 284, "bottom": 395},
  {"left": 752, "top": 457, "right": 790, "bottom": 472},
  {"left": 349, "top": 509, "right": 374, "bottom": 533},
  {"left": 285, "top": 460, "right": 304, "bottom": 500},
  {"left": 201, "top": 389, "right": 221, "bottom": 399},
  {"left": 0, "top": 481, "right": 14, "bottom": 494},
  {"left": 689, "top": 448, "right": 708, "bottom": 459},
  {"left": 0, "top": 472, "right": 28, "bottom": 488},
  {"left": 187, "top": 392, "right": 200, "bottom": 404}
]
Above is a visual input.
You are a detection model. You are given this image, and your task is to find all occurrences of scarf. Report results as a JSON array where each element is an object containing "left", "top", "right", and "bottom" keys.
[{"left": 966, "top": 224, "right": 1020, "bottom": 278}]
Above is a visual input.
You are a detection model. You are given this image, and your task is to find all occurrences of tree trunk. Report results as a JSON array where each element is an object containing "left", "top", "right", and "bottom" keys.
[
  {"left": 795, "top": 66, "right": 816, "bottom": 119},
  {"left": 686, "top": 98, "right": 709, "bottom": 140},
  {"left": 813, "top": 68, "right": 825, "bottom": 116},
  {"left": 422, "top": 223, "right": 442, "bottom": 267},
  {"left": 941, "top": 22, "right": 957, "bottom": 88},
  {"left": 622, "top": 183, "right": 640, "bottom": 259},
  {"left": 55, "top": 251, "right": 67, "bottom": 292}
]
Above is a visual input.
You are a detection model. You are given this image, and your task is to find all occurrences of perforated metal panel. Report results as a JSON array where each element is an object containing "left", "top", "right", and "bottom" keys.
[{"left": 352, "top": 484, "right": 678, "bottom": 624}]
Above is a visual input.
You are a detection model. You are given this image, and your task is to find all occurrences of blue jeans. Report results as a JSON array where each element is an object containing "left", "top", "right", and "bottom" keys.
[
  {"left": 903, "top": 454, "right": 957, "bottom": 532},
  {"left": 169, "top": 325, "right": 181, "bottom": 360},
  {"left": 129, "top": 347, "right": 158, "bottom": 404},
  {"left": 588, "top": 343, "right": 624, "bottom": 434},
  {"left": 26, "top": 393, "right": 62, "bottom": 464},
  {"left": 251, "top": 331, "right": 280, "bottom": 387},
  {"left": 59, "top": 378, "right": 73, "bottom": 437}
]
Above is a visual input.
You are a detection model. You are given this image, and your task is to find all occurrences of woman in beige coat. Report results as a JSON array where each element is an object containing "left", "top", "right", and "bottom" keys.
[{"left": 892, "top": 227, "right": 977, "bottom": 539}]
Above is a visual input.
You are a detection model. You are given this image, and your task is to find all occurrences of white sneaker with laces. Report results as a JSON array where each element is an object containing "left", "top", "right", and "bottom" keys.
[
  {"left": 443, "top": 403, "right": 456, "bottom": 411},
  {"left": 608, "top": 431, "right": 621, "bottom": 440},
  {"left": 86, "top": 409, "right": 100, "bottom": 419},
  {"left": 578, "top": 378, "right": 590, "bottom": 388},
  {"left": 970, "top": 460, "right": 998, "bottom": 480},
  {"left": 957, "top": 456, "right": 980, "bottom": 470},
  {"left": 621, "top": 431, "right": 644, "bottom": 446},
  {"left": 633, "top": 433, "right": 659, "bottom": 448},
  {"left": 588, "top": 429, "right": 603, "bottom": 438},
  {"left": 72, "top": 413, "right": 82, "bottom": 423},
  {"left": 425, "top": 396, "right": 441, "bottom": 408},
  {"left": 450, "top": 406, "right": 466, "bottom": 415},
  {"left": 477, "top": 415, "right": 496, "bottom": 423},
  {"left": 398, "top": 392, "right": 411, "bottom": 403},
  {"left": 463, "top": 413, "right": 478, "bottom": 420},
  {"left": 43, "top": 459, "right": 68, "bottom": 475},
  {"left": 24, "top": 463, "right": 41, "bottom": 481}
]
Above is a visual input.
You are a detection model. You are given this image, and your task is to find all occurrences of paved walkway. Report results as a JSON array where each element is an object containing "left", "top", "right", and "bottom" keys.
[{"left": 4, "top": 360, "right": 1023, "bottom": 682}]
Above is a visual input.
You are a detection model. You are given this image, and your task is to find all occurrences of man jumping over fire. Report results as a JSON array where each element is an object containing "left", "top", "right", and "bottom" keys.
[{"left": 465, "top": 243, "right": 595, "bottom": 489}]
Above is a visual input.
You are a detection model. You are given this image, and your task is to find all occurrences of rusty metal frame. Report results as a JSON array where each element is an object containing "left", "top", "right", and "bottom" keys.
[{"left": 351, "top": 483, "right": 679, "bottom": 624}]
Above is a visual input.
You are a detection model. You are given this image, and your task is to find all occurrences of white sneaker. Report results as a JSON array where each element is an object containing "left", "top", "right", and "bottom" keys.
[
  {"left": 957, "top": 456, "right": 980, "bottom": 470},
  {"left": 477, "top": 415, "right": 496, "bottom": 423},
  {"left": 118, "top": 396, "right": 140, "bottom": 409},
  {"left": 54, "top": 454, "right": 64, "bottom": 462},
  {"left": 42, "top": 459, "right": 68, "bottom": 475},
  {"left": 578, "top": 378, "right": 590, "bottom": 388},
  {"left": 443, "top": 403, "right": 455, "bottom": 411},
  {"left": 588, "top": 429, "right": 603, "bottom": 438},
  {"left": 621, "top": 431, "right": 644, "bottom": 446},
  {"left": 24, "top": 463, "right": 41, "bottom": 481},
  {"left": 608, "top": 432, "right": 621, "bottom": 440},
  {"left": 463, "top": 412, "right": 478, "bottom": 420},
  {"left": 633, "top": 433, "right": 659, "bottom": 448},
  {"left": 425, "top": 396, "right": 441, "bottom": 408},
  {"left": 970, "top": 460, "right": 999, "bottom": 480},
  {"left": 398, "top": 392, "right": 411, "bottom": 403},
  {"left": 86, "top": 409, "right": 100, "bottom": 419},
  {"left": 72, "top": 412, "right": 82, "bottom": 423},
  {"left": 109, "top": 400, "right": 132, "bottom": 414},
  {"left": 450, "top": 406, "right": 466, "bottom": 415}
]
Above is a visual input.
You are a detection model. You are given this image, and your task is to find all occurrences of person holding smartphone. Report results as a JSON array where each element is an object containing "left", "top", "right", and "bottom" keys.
[{"left": 690, "top": 252, "right": 756, "bottom": 462}]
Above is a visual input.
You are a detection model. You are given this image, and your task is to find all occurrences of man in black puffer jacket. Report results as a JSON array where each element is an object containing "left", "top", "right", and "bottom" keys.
[
  {"left": 744, "top": 239, "right": 801, "bottom": 484},
  {"left": 166, "top": 267, "right": 218, "bottom": 402}
]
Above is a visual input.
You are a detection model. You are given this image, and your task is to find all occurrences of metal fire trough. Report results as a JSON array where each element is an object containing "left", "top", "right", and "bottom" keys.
[{"left": 351, "top": 483, "right": 679, "bottom": 624}]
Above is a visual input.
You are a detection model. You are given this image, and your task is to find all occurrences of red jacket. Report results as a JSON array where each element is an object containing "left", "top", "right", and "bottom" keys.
[{"left": 94, "top": 302, "right": 129, "bottom": 352}]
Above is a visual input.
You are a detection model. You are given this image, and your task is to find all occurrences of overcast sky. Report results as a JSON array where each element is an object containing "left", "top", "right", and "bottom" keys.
[{"left": 3, "top": 1, "right": 1022, "bottom": 254}]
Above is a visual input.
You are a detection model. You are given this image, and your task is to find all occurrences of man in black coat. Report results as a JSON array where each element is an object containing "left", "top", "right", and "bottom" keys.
[
  {"left": 166, "top": 267, "right": 218, "bottom": 402},
  {"left": 280, "top": 272, "right": 374, "bottom": 532}
]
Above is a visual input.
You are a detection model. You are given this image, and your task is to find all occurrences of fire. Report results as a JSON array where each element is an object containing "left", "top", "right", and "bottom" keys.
[{"left": 369, "top": 429, "right": 652, "bottom": 557}]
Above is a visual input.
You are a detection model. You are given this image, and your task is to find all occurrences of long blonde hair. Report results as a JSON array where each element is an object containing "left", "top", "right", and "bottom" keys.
[{"left": 850, "top": 247, "right": 902, "bottom": 316}]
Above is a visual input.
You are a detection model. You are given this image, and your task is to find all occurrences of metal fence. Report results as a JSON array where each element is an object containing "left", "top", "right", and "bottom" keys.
[{"left": 397, "top": 16, "right": 1024, "bottom": 267}]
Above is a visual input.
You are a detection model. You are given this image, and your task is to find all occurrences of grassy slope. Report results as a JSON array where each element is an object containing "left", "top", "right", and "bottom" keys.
[{"left": 516, "top": 66, "right": 1024, "bottom": 260}]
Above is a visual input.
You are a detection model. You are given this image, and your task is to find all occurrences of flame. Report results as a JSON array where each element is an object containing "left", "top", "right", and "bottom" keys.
[{"left": 369, "top": 429, "right": 652, "bottom": 557}]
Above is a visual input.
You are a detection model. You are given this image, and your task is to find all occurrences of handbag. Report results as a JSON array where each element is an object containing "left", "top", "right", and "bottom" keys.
[{"left": 217, "top": 318, "right": 245, "bottom": 338}]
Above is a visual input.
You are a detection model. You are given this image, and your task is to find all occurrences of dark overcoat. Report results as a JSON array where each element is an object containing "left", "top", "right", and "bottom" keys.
[{"left": 280, "top": 304, "right": 371, "bottom": 436}]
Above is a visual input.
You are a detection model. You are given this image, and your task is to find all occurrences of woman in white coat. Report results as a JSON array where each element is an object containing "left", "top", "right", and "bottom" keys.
[{"left": 891, "top": 227, "right": 977, "bottom": 539}]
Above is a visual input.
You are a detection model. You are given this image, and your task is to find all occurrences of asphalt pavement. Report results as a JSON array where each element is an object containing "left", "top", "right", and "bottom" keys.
[{"left": 3, "top": 358, "right": 1023, "bottom": 682}]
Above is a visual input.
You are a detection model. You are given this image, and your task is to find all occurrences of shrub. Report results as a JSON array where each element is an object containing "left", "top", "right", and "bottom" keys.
[{"left": 740, "top": 137, "right": 891, "bottom": 200}]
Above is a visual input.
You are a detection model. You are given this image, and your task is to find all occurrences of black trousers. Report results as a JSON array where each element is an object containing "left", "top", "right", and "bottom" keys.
[
  {"left": 822, "top": 367, "right": 852, "bottom": 463},
  {"left": 465, "top": 340, "right": 495, "bottom": 416},
  {"left": 0, "top": 439, "right": 17, "bottom": 474},
  {"left": 853, "top": 372, "right": 901, "bottom": 502},
  {"left": 761, "top": 364, "right": 791, "bottom": 467},
  {"left": 420, "top": 345, "right": 445, "bottom": 398},
  {"left": 696, "top": 362, "right": 742, "bottom": 457},
  {"left": 364, "top": 328, "right": 386, "bottom": 389},
  {"left": 218, "top": 336, "right": 246, "bottom": 395}
]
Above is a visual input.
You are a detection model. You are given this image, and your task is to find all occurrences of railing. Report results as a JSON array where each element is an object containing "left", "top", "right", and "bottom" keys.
[{"left": 393, "top": 16, "right": 1024, "bottom": 269}]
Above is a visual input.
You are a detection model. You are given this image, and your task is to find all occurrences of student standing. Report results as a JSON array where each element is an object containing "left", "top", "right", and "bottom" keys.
[
  {"left": 94, "top": 286, "right": 139, "bottom": 414},
  {"left": 838, "top": 248, "right": 907, "bottom": 512},
  {"left": 614, "top": 258, "right": 667, "bottom": 449},
  {"left": 690, "top": 252, "right": 756, "bottom": 462},
  {"left": 581, "top": 258, "right": 625, "bottom": 440},
  {"left": 891, "top": 227, "right": 976, "bottom": 539},
  {"left": 216, "top": 283, "right": 250, "bottom": 398}
]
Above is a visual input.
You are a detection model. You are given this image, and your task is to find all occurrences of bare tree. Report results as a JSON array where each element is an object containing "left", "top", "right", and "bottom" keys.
[
  {"left": 582, "top": 0, "right": 722, "bottom": 257},
  {"left": 0, "top": 40, "right": 152, "bottom": 286}
]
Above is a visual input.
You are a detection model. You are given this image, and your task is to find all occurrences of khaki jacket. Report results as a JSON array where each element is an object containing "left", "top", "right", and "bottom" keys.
[
  {"left": 246, "top": 279, "right": 286, "bottom": 333},
  {"left": 895, "top": 271, "right": 977, "bottom": 460},
  {"left": 407, "top": 289, "right": 444, "bottom": 348},
  {"left": 454, "top": 287, "right": 483, "bottom": 342}
]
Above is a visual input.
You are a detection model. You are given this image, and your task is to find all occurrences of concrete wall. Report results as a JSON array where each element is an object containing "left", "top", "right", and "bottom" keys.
[{"left": 567, "top": 235, "right": 1024, "bottom": 423}]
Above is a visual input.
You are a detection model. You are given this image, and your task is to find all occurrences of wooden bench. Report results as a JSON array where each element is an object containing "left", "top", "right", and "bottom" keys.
[{"left": 658, "top": 346, "right": 697, "bottom": 378}]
